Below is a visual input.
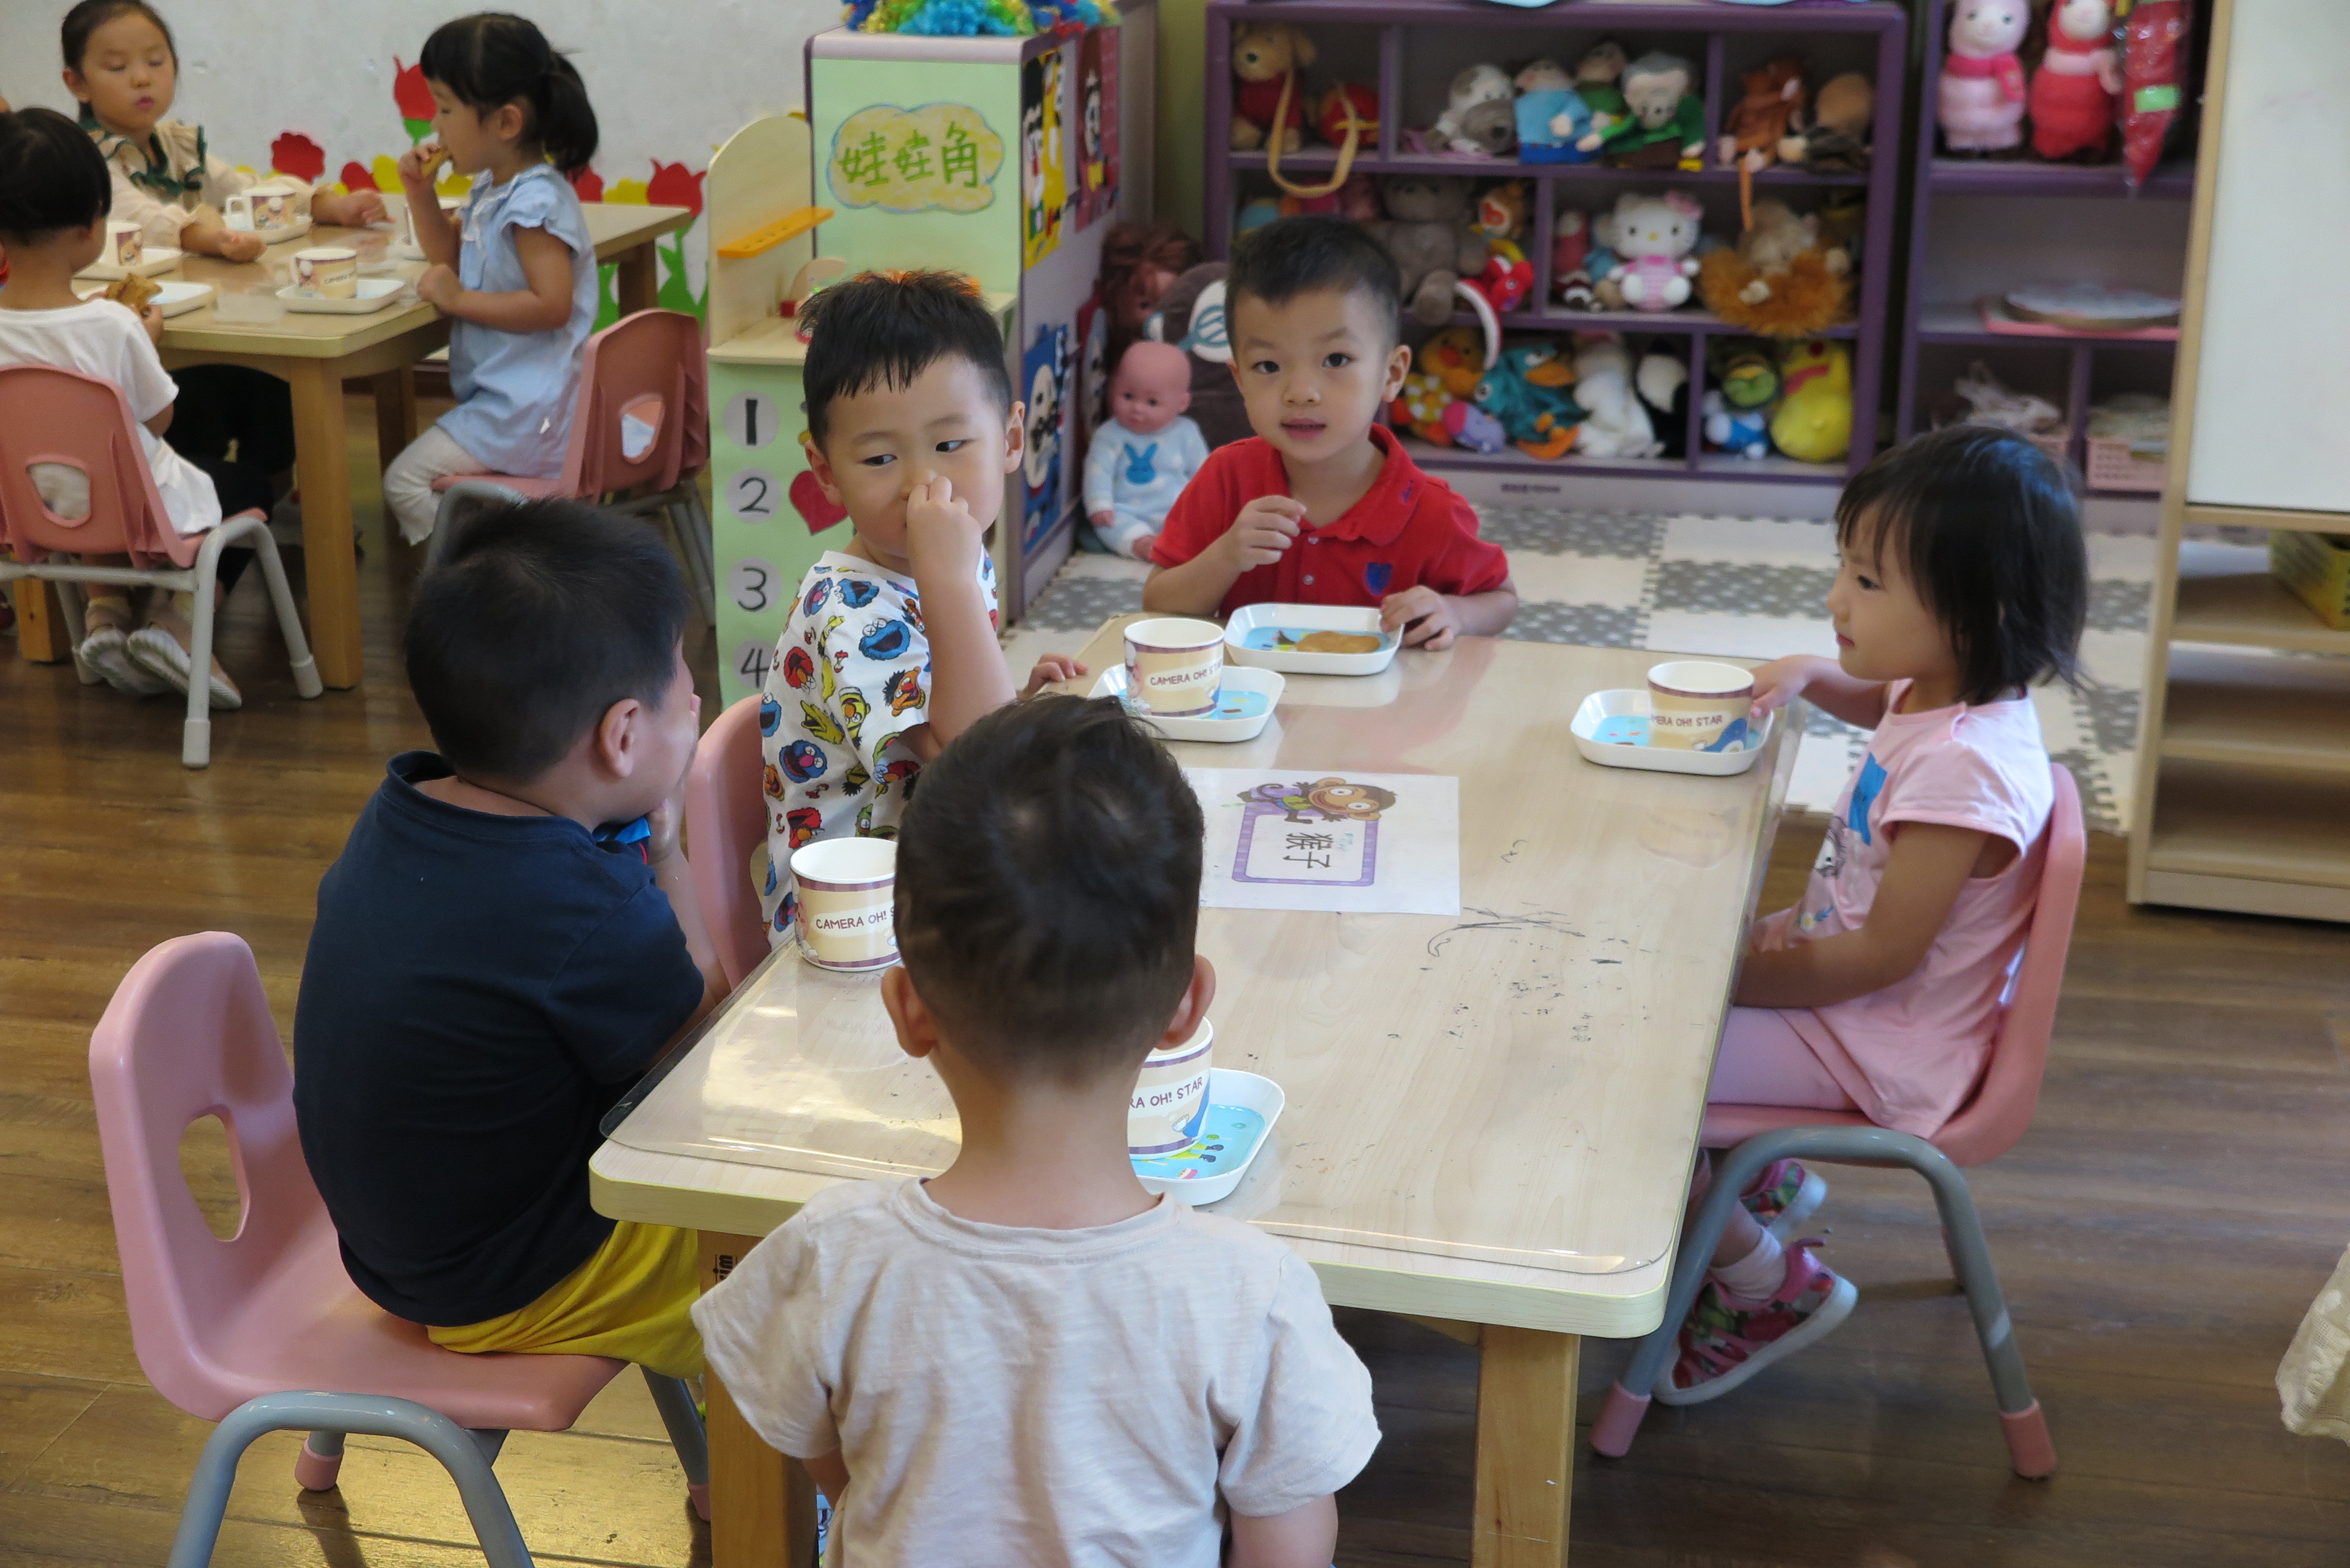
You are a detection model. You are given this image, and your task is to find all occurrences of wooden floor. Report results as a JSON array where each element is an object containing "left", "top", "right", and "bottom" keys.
[{"left": 4, "top": 406, "right": 2348, "bottom": 1566}]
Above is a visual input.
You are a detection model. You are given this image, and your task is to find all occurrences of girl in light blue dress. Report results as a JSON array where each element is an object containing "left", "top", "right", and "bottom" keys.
[{"left": 383, "top": 13, "right": 601, "bottom": 545}]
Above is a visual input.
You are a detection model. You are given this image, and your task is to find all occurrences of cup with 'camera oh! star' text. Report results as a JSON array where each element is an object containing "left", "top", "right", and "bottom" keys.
[
  {"left": 1123, "top": 617, "right": 1225, "bottom": 718},
  {"left": 790, "top": 837, "right": 898, "bottom": 971},
  {"left": 1646, "top": 660, "right": 1756, "bottom": 752}
]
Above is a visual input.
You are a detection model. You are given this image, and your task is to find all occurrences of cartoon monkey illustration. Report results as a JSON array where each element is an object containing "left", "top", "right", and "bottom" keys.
[{"left": 1236, "top": 777, "right": 1399, "bottom": 824}]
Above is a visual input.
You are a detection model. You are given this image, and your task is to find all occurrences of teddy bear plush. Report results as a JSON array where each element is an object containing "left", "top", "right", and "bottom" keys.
[
  {"left": 1368, "top": 174, "right": 1488, "bottom": 326},
  {"left": 1431, "top": 64, "right": 1513, "bottom": 155},
  {"left": 1230, "top": 22, "right": 1313, "bottom": 154},
  {"left": 1601, "top": 191, "right": 1702, "bottom": 312}
]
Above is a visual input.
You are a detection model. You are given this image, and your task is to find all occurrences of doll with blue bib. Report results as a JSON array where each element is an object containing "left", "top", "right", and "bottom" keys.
[{"left": 1083, "top": 340, "right": 1210, "bottom": 560}]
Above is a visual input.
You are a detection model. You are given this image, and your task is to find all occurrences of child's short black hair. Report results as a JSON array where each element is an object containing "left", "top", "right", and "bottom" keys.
[
  {"left": 799, "top": 270, "right": 1012, "bottom": 449},
  {"left": 894, "top": 697, "right": 1202, "bottom": 1082},
  {"left": 62, "top": 0, "right": 175, "bottom": 78},
  {"left": 420, "top": 12, "right": 599, "bottom": 175},
  {"left": 1837, "top": 425, "right": 2088, "bottom": 706},
  {"left": 0, "top": 108, "right": 112, "bottom": 245},
  {"left": 404, "top": 499, "right": 691, "bottom": 782},
  {"left": 1226, "top": 214, "right": 1402, "bottom": 340}
]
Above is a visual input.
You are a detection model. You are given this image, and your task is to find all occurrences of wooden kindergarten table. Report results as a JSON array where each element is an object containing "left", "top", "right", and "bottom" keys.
[
  {"left": 10, "top": 204, "right": 691, "bottom": 689},
  {"left": 592, "top": 621, "right": 1797, "bottom": 1567}
]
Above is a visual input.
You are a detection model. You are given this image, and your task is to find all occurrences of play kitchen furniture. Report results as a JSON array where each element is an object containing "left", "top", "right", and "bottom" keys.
[
  {"left": 2129, "top": 0, "right": 2350, "bottom": 923},
  {"left": 1200, "top": 0, "right": 1905, "bottom": 495},
  {"left": 592, "top": 626, "right": 1799, "bottom": 1568},
  {"left": 10, "top": 206, "right": 692, "bottom": 688}
]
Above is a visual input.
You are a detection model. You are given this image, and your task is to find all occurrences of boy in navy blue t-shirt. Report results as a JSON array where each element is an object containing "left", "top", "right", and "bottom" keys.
[{"left": 294, "top": 499, "right": 724, "bottom": 1377}]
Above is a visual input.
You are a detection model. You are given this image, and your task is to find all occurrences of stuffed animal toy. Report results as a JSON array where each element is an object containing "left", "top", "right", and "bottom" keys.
[
  {"left": 1770, "top": 338, "right": 1853, "bottom": 463},
  {"left": 1142, "top": 263, "right": 1252, "bottom": 450},
  {"left": 1589, "top": 52, "right": 1704, "bottom": 171},
  {"left": 1471, "top": 341, "right": 1582, "bottom": 458},
  {"left": 2030, "top": 0, "right": 2123, "bottom": 162},
  {"left": 1453, "top": 97, "right": 1517, "bottom": 159},
  {"left": 1230, "top": 22, "right": 1312, "bottom": 154},
  {"left": 1778, "top": 72, "right": 1874, "bottom": 173},
  {"left": 1569, "top": 333, "right": 1660, "bottom": 459},
  {"left": 1235, "top": 198, "right": 1282, "bottom": 233},
  {"left": 1369, "top": 175, "right": 1488, "bottom": 326},
  {"left": 1938, "top": 0, "right": 2029, "bottom": 153},
  {"left": 1717, "top": 58, "right": 1806, "bottom": 174},
  {"left": 1728, "top": 199, "right": 1819, "bottom": 302},
  {"left": 1431, "top": 64, "right": 1514, "bottom": 156},
  {"left": 1464, "top": 181, "right": 1534, "bottom": 312},
  {"left": 1602, "top": 191, "right": 1702, "bottom": 312},
  {"left": 1420, "top": 324, "right": 1489, "bottom": 400},
  {"left": 1701, "top": 342, "right": 1779, "bottom": 458},
  {"left": 1513, "top": 59, "right": 1593, "bottom": 165},
  {"left": 1275, "top": 171, "right": 1381, "bottom": 223},
  {"left": 2121, "top": 0, "right": 2189, "bottom": 190},
  {"left": 1573, "top": 42, "right": 1630, "bottom": 138},
  {"left": 1699, "top": 243, "right": 1850, "bottom": 337},
  {"left": 1636, "top": 348, "right": 1689, "bottom": 458}
]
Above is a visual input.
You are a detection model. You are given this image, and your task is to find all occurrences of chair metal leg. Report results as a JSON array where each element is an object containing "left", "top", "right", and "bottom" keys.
[
  {"left": 642, "top": 1367, "right": 711, "bottom": 1519},
  {"left": 168, "top": 1391, "right": 532, "bottom": 1568},
  {"left": 242, "top": 522, "right": 322, "bottom": 700},
  {"left": 1590, "top": 1126, "right": 2055, "bottom": 1479},
  {"left": 180, "top": 550, "right": 219, "bottom": 768},
  {"left": 294, "top": 1430, "right": 345, "bottom": 1491},
  {"left": 471, "top": 1428, "right": 510, "bottom": 1465}
]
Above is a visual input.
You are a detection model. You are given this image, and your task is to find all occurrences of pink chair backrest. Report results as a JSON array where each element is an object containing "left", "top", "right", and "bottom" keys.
[
  {"left": 0, "top": 362, "right": 200, "bottom": 570},
  {"left": 687, "top": 693, "right": 775, "bottom": 991},
  {"left": 553, "top": 309, "right": 710, "bottom": 501},
  {"left": 1932, "top": 763, "right": 2086, "bottom": 1167},
  {"left": 88, "top": 932, "right": 328, "bottom": 1418}
]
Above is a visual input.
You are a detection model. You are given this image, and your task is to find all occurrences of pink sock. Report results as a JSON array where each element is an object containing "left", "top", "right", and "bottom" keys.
[{"left": 1711, "top": 1231, "right": 1785, "bottom": 1307}]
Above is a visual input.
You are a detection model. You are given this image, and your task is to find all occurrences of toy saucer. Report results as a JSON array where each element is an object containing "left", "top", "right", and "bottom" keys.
[
  {"left": 1091, "top": 664, "right": 1284, "bottom": 742},
  {"left": 278, "top": 277, "right": 407, "bottom": 314},
  {"left": 75, "top": 280, "right": 214, "bottom": 317},
  {"left": 1224, "top": 602, "right": 1402, "bottom": 676},
  {"left": 1571, "top": 688, "right": 1775, "bottom": 776},
  {"left": 1132, "top": 1069, "right": 1285, "bottom": 1206},
  {"left": 77, "top": 246, "right": 182, "bottom": 282}
]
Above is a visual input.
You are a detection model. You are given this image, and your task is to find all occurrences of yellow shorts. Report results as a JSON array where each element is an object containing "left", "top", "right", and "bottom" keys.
[{"left": 429, "top": 1220, "right": 704, "bottom": 1380}]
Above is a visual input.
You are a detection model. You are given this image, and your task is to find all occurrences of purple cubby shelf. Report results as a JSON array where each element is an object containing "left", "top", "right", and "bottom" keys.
[
  {"left": 1895, "top": 0, "right": 2204, "bottom": 498},
  {"left": 1203, "top": 0, "right": 1907, "bottom": 490}
]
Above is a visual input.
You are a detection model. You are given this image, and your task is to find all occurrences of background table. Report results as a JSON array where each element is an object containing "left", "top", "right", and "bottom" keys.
[
  {"left": 11, "top": 204, "right": 691, "bottom": 688},
  {"left": 593, "top": 625, "right": 1797, "bottom": 1567}
]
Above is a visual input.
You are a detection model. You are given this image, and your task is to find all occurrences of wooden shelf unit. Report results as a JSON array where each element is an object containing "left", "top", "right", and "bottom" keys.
[{"left": 2128, "top": 0, "right": 2350, "bottom": 924}]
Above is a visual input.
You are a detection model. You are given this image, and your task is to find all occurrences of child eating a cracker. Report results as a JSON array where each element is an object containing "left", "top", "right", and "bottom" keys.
[{"left": 1143, "top": 215, "right": 1517, "bottom": 650}]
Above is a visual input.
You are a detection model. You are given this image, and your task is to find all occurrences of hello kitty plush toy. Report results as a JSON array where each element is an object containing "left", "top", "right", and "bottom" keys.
[
  {"left": 2029, "top": 0, "right": 2124, "bottom": 161},
  {"left": 1603, "top": 191, "right": 1702, "bottom": 312},
  {"left": 1938, "top": 0, "right": 2030, "bottom": 153}
]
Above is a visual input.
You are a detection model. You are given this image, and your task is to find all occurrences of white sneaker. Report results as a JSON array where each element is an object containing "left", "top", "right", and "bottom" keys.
[
  {"left": 77, "top": 624, "right": 171, "bottom": 695},
  {"left": 126, "top": 625, "right": 242, "bottom": 711}
]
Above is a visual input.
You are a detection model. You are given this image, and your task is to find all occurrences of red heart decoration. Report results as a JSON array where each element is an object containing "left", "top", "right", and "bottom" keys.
[{"left": 789, "top": 469, "right": 848, "bottom": 535}]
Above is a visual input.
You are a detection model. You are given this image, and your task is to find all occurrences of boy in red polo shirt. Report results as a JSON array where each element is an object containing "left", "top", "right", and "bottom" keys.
[{"left": 1143, "top": 216, "right": 1516, "bottom": 648}]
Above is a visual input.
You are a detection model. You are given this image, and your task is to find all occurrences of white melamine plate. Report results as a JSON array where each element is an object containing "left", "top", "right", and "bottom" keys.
[
  {"left": 1570, "top": 687, "right": 1776, "bottom": 776},
  {"left": 1132, "top": 1070, "right": 1285, "bottom": 1206},
  {"left": 77, "top": 246, "right": 183, "bottom": 281},
  {"left": 1223, "top": 602, "right": 1402, "bottom": 676},
  {"left": 277, "top": 277, "right": 407, "bottom": 314},
  {"left": 1090, "top": 664, "right": 1285, "bottom": 742}
]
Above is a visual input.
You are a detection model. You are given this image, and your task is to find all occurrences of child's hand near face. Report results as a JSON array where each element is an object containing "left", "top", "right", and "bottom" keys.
[
  {"left": 904, "top": 475, "right": 985, "bottom": 583},
  {"left": 1381, "top": 585, "right": 1462, "bottom": 650},
  {"left": 396, "top": 144, "right": 445, "bottom": 190},
  {"left": 1220, "top": 495, "right": 1304, "bottom": 572}
]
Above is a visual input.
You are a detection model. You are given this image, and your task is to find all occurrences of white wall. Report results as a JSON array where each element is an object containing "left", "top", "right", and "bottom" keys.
[{"left": 1, "top": 0, "right": 843, "bottom": 307}]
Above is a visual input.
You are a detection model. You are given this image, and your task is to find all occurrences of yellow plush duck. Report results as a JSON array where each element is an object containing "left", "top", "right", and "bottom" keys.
[{"left": 1769, "top": 339, "right": 1852, "bottom": 464}]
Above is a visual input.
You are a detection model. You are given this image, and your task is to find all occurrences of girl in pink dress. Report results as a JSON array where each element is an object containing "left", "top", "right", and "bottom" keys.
[{"left": 1658, "top": 424, "right": 2089, "bottom": 1407}]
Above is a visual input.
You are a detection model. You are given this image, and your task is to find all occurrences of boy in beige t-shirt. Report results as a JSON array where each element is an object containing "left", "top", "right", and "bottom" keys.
[{"left": 693, "top": 697, "right": 1378, "bottom": 1567}]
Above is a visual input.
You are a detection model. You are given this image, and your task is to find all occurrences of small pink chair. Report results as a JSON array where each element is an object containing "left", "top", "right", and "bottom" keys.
[
  {"left": 0, "top": 363, "right": 320, "bottom": 767},
  {"left": 1590, "top": 764, "right": 2086, "bottom": 1480},
  {"left": 687, "top": 692, "right": 777, "bottom": 991},
  {"left": 91, "top": 933, "right": 710, "bottom": 1568},
  {"left": 429, "top": 308, "right": 714, "bottom": 614}
]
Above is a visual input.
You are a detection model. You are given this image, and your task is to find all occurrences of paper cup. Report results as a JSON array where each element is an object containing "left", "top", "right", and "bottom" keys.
[
  {"left": 1123, "top": 617, "right": 1225, "bottom": 717},
  {"left": 226, "top": 190, "right": 299, "bottom": 234},
  {"left": 790, "top": 837, "right": 898, "bottom": 971},
  {"left": 292, "top": 246, "right": 359, "bottom": 299},
  {"left": 107, "top": 221, "right": 143, "bottom": 268},
  {"left": 1129, "top": 1019, "right": 1214, "bottom": 1156},
  {"left": 397, "top": 194, "right": 464, "bottom": 248},
  {"left": 1647, "top": 660, "right": 1756, "bottom": 752}
]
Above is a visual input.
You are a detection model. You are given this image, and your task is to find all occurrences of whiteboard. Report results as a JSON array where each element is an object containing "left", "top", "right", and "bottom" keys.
[{"left": 2185, "top": 1, "right": 2350, "bottom": 512}]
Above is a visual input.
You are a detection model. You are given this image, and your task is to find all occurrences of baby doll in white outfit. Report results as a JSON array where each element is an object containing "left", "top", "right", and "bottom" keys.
[{"left": 1083, "top": 340, "right": 1210, "bottom": 561}]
